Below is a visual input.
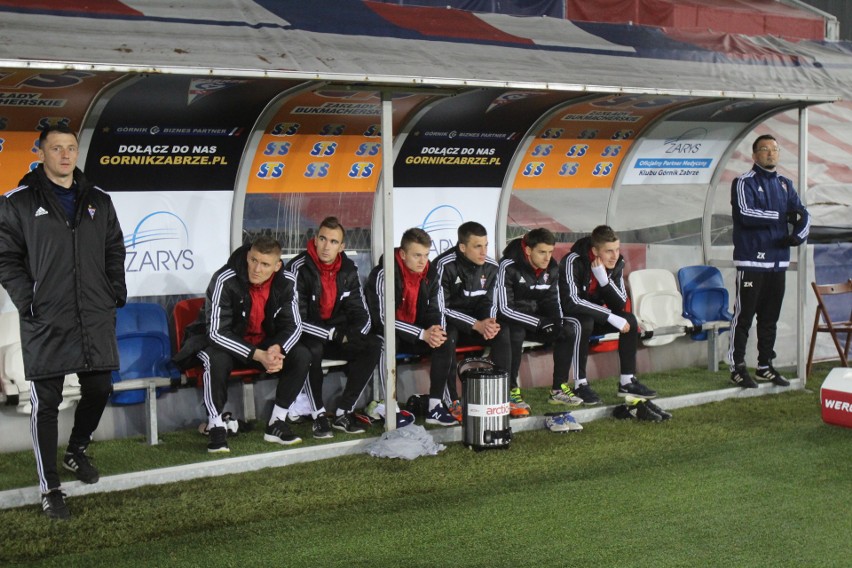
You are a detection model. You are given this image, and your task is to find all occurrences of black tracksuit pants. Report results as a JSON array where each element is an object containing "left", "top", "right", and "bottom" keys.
[
  {"left": 574, "top": 310, "right": 639, "bottom": 379},
  {"left": 506, "top": 318, "right": 579, "bottom": 390},
  {"left": 728, "top": 270, "right": 786, "bottom": 370},
  {"left": 300, "top": 334, "right": 382, "bottom": 414},
  {"left": 198, "top": 342, "right": 310, "bottom": 419},
  {"left": 30, "top": 371, "right": 112, "bottom": 493}
]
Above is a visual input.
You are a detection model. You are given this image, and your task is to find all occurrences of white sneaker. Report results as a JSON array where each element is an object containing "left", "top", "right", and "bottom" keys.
[{"left": 545, "top": 412, "right": 583, "bottom": 432}]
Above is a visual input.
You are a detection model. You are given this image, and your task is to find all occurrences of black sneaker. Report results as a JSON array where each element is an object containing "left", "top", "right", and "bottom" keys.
[
  {"left": 730, "top": 365, "right": 758, "bottom": 389},
  {"left": 312, "top": 414, "right": 334, "bottom": 439},
  {"left": 755, "top": 366, "right": 790, "bottom": 387},
  {"left": 207, "top": 426, "right": 230, "bottom": 453},
  {"left": 264, "top": 420, "right": 302, "bottom": 445},
  {"left": 62, "top": 449, "right": 99, "bottom": 484},
  {"left": 617, "top": 377, "right": 657, "bottom": 399},
  {"left": 612, "top": 404, "right": 634, "bottom": 420},
  {"left": 644, "top": 400, "right": 672, "bottom": 421},
  {"left": 612, "top": 398, "right": 663, "bottom": 422},
  {"left": 332, "top": 412, "right": 367, "bottom": 434},
  {"left": 635, "top": 400, "right": 664, "bottom": 422},
  {"left": 41, "top": 489, "right": 70, "bottom": 521},
  {"left": 574, "top": 383, "right": 602, "bottom": 406}
]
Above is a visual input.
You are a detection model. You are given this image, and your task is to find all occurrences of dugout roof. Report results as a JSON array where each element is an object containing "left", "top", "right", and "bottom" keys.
[{"left": 0, "top": 0, "right": 851, "bottom": 102}]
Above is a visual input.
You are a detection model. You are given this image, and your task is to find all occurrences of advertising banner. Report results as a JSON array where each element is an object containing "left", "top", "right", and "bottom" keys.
[
  {"left": 395, "top": 90, "right": 572, "bottom": 188},
  {"left": 246, "top": 90, "right": 427, "bottom": 194},
  {"left": 622, "top": 121, "right": 741, "bottom": 185},
  {"left": 513, "top": 94, "right": 693, "bottom": 190},
  {"left": 112, "top": 191, "right": 232, "bottom": 296},
  {"left": 393, "top": 187, "right": 502, "bottom": 258},
  {"left": 0, "top": 70, "right": 123, "bottom": 190},
  {"left": 84, "top": 75, "right": 292, "bottom": 191}
]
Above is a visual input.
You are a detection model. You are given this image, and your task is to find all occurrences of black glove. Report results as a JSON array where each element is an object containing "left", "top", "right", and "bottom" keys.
[
  {"left": 333, "top": 328, "right": 366, "bottom": 350},
  {"left": 786, "top": 209, "right": 803, "bottom": 225},
  {"left": 784, "top": 234, "right": 802, "bottom": 247},
  {"left": 537, "top": 318, "right": 559, "bottom": 340}
]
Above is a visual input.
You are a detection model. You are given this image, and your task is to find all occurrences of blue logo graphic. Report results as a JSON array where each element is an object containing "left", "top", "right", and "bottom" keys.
[
  {"left": 421, "top": 205, "right": 464, "bottom": 257},
  {"left": 124, "top": 211, "right": 194, "bottom": 273}
]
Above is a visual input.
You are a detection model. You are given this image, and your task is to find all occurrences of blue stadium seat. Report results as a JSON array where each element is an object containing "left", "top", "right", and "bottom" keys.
[
  {"left": 112, "top": 302, "right": 179, "bottom": 405},
  {"left": 677, "top": 265, "right": 733, "bottom": 338},
  {"left": 677, "top": 265, "right": 733, "bottom": 371}
]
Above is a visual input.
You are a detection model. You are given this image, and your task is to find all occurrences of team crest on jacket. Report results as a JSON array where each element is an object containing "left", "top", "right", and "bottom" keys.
[
  {"left": 87, "top": 204, "right": 96, "bottom": 219},
  {"left": 480, "top": 274, "right": 486, "bottom": 289},
  {"left": 780, "top": 180, "right": 788, "bottom": 191},
  {"left": 543, "top": 273, "right": 549, "bottom": 283}
]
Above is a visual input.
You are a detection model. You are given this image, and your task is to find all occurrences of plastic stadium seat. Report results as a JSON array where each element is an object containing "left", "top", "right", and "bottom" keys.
[
  {"left": 677, "top": 266, "right": 733, "bottom": 371},
  {"left": 0, "top": 311, "right": 81, "bottom": 414},
  {"left": 111, "top": 303, "right": 180, "bottom": 405},
  {"left": 677, "top": 266, "right": 733, "bottom": 337},
  {"left": 627, "top": 269, "right": 692, "bottom": 347}
]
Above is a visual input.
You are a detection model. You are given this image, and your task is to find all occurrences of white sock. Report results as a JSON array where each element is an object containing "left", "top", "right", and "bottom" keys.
[
  {"left": 269, "top": 404, "right": 288, "bottom": 425},
  {"left": 620, "top": 374, "right": 634, "bottom": 386},
  {"left": 429, "top": 397, "right": 442, "bottom": 411},
  {"left": 575, "top": 378, "right": 588, "bottom": 387},
  {"left": 208, "top": 413, "right": 225, "bottom": 429},
  {"left": 336, "top": 408, "right": 345, "bottom": 417},
  {"left": 312, "top": 407, "right": 327, "bottom": 420}
]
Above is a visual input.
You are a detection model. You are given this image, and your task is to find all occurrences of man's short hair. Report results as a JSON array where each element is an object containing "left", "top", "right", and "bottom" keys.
[
  {"left": 401, "top": 227, "right": 432, "bottom": 250},
  {"left": 590, "top": 225, "right": 619, "bottom": 248},
  {"left": 752, "top": 134, "right": 777, "bottom": 153},
  {"left": 458, "top": 221, "right": 487, "bottom": 245},
  {"left": 524, "top": 227, "right": 556, "bottom": 249},
  {"left": 319, "top": 216, "right": 346, "bottom": 241},
  {"left": 39, "top": 124, "right": 77, "bottom": 146},
  {"left": 251, "top": 235, "right": 282, "bottom": 256}
]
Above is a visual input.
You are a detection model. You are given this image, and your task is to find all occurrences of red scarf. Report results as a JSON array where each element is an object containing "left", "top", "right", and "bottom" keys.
[
  {"left": 307, "top": 239, "right": 341, "bottom": 320},
  {"left": 522, "top": 236, "right": 545, "bottom": 278},
  {"left": 245, "top": 276, "right": 272, "bottom": 345},
  {"left": 587, "top": 249, "right": 599, "bottom": 296},
  {"left": 395, "top": 248, "right": 427, "bottom": 324}
]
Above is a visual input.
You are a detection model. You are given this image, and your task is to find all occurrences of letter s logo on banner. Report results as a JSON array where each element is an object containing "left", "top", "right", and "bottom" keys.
[{"left": 124, "top": 211, "right": 195, "bottom": 274}]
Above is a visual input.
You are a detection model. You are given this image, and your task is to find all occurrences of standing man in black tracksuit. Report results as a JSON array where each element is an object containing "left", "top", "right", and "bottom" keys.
[
  {"left": 728, "top": 134, "right": 809, "bottom": 388},
  {"left": 496, "top": 227, "right": 580, "bottom": 416},
  {"left": 174, "top": 235, "right": 310, "bottom": 452},
  {"left": 559, "top": 225, "right": 657, "bottom": 403},
  {"left": 366, "top": 227, "right": 454, "bottom": 425},
  {"left": 430, "top": 221, "right": 510, "bottom": 422},
  {"left": 0, "top": 125, "right": 126, "bottom": 520},
  {"left": 286, "top": 216, "right": 381, "bottom": 437}
]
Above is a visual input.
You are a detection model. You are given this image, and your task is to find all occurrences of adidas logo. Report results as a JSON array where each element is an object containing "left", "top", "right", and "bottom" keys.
[
  {"left": 35, "top": 207, "right": 48, "bottom": 217},
  {"left": 455, "top": 276, "right": 462, "bottom": 284},
  {"left": 518, "top": 277, "right": 526, "bottom": 284}
]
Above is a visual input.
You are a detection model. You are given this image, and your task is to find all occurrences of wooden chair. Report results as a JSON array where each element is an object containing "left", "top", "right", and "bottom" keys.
[{"left": 807, "top": 279, "right": 852, "bottom": 378}]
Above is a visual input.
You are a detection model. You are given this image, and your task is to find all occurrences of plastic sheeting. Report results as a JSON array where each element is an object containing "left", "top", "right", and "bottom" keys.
[{"left": 0, "top": 0, "right": 850, "bottom": 100}]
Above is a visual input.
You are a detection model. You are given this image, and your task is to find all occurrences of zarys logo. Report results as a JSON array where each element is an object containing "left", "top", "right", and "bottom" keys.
[
  {"left": 124, "top": 211, "right": 194, "bottom": 273},
  {"left": 421, "top": 204, "right": 464, "bottom": 258}
]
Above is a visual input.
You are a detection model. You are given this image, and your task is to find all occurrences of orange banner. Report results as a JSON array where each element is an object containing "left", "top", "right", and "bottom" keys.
[
  {"left": 0, "top": 70, "right": 124, "bottom": 190},
  {"left": 246, "top": 90, "right": 425, "bottom": 194},
  {"left": 513, "top": 94, "right": 694, "bottom": 190}
]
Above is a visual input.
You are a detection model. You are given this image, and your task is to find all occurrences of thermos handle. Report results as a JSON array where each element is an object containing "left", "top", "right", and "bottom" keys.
[{"left": 457, "top": 356, "right": 497, "bottom": 379}]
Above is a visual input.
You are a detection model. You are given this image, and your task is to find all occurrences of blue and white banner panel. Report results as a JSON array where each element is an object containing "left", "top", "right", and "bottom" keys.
[
  {"left": 622, "top": 122, "right": 741, "bottom": 185},
  {"left": 112, "top": 191, "right": 231, "bottom": 297}
]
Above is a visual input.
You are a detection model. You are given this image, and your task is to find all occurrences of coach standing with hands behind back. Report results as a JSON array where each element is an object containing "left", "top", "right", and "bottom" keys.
[{"left": 0, "top": 124, "right": 127, "bottom": 521}]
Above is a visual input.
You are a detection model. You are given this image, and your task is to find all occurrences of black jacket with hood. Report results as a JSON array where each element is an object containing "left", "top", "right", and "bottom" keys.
[
  {"left": 558, "top": 236, "right": 629, "bottom": 325},
  {"left": 496, "top": 237, "right": 562, "bottom": 332},
  {"left": 0, "top": 165, "right": 126, "bottom": 379},
  {"left": 174, "top": 244, "right": 302, "bottom": 366}
]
